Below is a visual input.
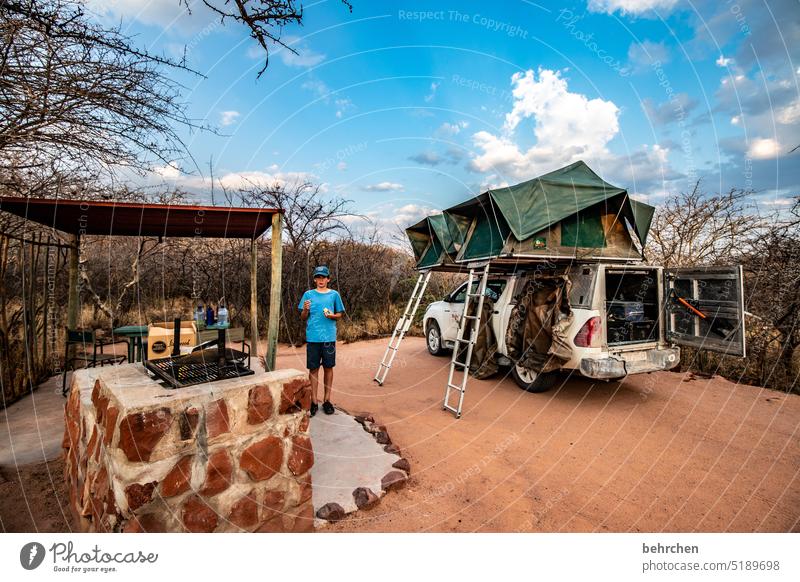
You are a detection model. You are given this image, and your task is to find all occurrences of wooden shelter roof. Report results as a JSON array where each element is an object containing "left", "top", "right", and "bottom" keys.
[{"left": 0, "top": 197, "right": 281, "bottom": 239}]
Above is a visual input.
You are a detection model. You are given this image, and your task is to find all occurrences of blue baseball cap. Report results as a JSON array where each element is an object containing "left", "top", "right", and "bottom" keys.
[{"left": 313, "top": 265, "right": 330, "bottom": 278}]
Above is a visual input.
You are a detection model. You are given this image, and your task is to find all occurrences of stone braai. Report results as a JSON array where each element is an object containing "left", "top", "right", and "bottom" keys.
[{"left": 63, "top": 364, "right": 313, "bottom": 533}]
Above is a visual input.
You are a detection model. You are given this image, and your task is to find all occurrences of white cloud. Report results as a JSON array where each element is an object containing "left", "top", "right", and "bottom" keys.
[
  {"left": 247, "top": 36, "right": 325, "bottom": 68},
  {"left": 588, "top": 0, "right": 679, "bottom": 16},
  {"left": 435, "top": 121, "right": 469, "bottom": 136},
  {"left": 408, "top": 152, "right": 443, "bottom": 166},
  {"left": 86, "top": 0, "right": 216, "bottom": 33},
  {"left": 468, "top": 68, "right": 680, "bottom": 197},
  {"left": 150, "top": 164, "right": 323, "bottom": 193},
  {"left": 336, "top": 161, "right": 348, "bottom": 171},
  {"left": 301, "top": 79, "right": 331, "bottom": 100},
  {"left": 471, "top": 69, "right": 619, "bottom": 178},
  {"left": 424, "top": 82, "right": 440, "bottom": 103},
  {"left": 716, "top": 55, "right": 733, "bottom": 67},
  {"left": 278, "top": 36, "right": 326, "bottom": 67},
  {"left": 777, "top": 100, "right": 800, "bottom": 125},
  {"left": 747, "top": 138, "right": 781, "bottom": 160},
  {"left": 628, "top": 40, "right": 670, "bottom": 72},
  {"left": 362, "top": 182, "right": 404, "bottom": 192},
  {"left": 219, "top": 110, "right": 240, "bottom": 127},
  {"left": 334, "top": 98, "right": 354, "bottom": 119}
]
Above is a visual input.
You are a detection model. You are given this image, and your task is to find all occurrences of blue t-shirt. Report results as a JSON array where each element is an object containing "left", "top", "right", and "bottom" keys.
[{"left": 298, "top": 289, "right": 345, "bottom": 343}]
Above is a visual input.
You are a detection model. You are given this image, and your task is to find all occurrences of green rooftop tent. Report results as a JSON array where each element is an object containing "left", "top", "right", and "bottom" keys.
[
  {"left": 406, "top": 161, "right": 655, "bottom": 268},
  {"left": 406, "top": 212, "right": 471, "bottom": 269}
]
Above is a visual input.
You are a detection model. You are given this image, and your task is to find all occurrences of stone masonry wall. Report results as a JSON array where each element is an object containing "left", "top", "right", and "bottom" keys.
[{"left": 63, "top": 365, "right": 313, "bottom": 533}]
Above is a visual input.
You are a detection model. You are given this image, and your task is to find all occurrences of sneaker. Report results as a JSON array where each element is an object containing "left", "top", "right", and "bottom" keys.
[
  {"left": 310, "top": 402, "right": 318, "bottom": 417},
  {"left": 322, "top": 401, "right": 335, "bottom": 415}
]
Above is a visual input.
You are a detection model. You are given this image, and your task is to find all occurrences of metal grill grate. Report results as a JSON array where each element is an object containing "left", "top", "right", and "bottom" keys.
[{"left": 145, "top": 349, "right": 253, "bottom": 389}]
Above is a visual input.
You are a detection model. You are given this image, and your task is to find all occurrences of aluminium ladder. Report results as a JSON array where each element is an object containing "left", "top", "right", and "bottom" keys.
[
  {"left": 374, "top": 270, "right": 432, "bottom": 386},
  {"left": 443, "top": 262, "right": 491, "bottom": 418}
]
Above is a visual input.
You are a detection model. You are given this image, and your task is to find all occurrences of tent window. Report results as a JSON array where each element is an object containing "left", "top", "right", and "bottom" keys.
[{"left": 560, "top": 211, "right": 606, "bottom": 248}]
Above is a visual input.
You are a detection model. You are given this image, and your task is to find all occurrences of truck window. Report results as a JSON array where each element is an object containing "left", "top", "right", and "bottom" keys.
[
  {"left": 451, "top": 280, "right": 507, "bottom": 303},
  {"left": 567, "top": 265, "right": 596, "bottom": 309}
]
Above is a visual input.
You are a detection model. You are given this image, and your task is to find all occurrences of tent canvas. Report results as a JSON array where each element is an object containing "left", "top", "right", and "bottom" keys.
[
  {"left": 406, "top": 211, "right": 471, "bottom": 269},
  {"left": 407, "top": 161, "right": 656, "bottom": 268}
]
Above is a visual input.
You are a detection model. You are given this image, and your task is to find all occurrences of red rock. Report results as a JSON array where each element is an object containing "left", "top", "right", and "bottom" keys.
[
  {"left": 228, "top": 490, "right": 259, "bottom": 528},
  {"left": 375, "top": 431, "right": 392, "bottom": 445},
  {"left": 103, "top": 405, "right": 119, "bottom": 446},
  {"left": 392, "top": 458, "right": 411, "bottom": 473},
  {"left": 353, "top": 487, "right": 380, "bottom": 510},
  {"left": 287, "top": 435, "right": 314, "bottom": 476},
  {"left": 123, "top": 513, "right": 166, "bottom": 533},
  {"left": 118, "top": 408, "right": 172, "bottom": 462},
  {"left": 255, "top": 516, "right": 285, "bottom": 532},
  {"left": 205, "top": 399, "right": 230, "bottom": 439},
  {"left": 125, "top": 481, "right": 157, "bottom": 511},
  {"left": 178, "top": 407, "right": 199, "bottom": 440},
  {"left": 162, "top": 455, "right": 194, "bottom": 497},
  {"left": 91, "top": 380, "right": 109, "bottom": 423},
  {"left": 365, "top": 422, "right": 386, "bottom": 435},
  {"left": 381, "top": 470, "right": 407, "bottom": 491},
  {"left": 299, "top": 415, "right": 310, "bottom": 433},
  {"left": 291, "top": 502, "right": 315, "bottom": 532},
  {"left": 63, "top": 389, "right": 81, "bottom": 451},
  {"left": 262, "top": 490, "right": 285, "bottom": 512},
  {"left": 279, "top": 377, "right": 312, "bottom": 414},
  {"left": 247, "top": 384, "right": 274, "bottom": 424},
  {"left": 316, "top": 502, "right": 345, "bottom": 522},
  {"left": 297, "top": 473, "right": 313, "bottom": 503},
  {"left": 240, "top": 436, "right": 283, "bottom": 481},
  {"left": 182, "top": 495, "right": 218, "bottom": 533},
  {"left": 200, "top": 449, "right": 233, "bottom": 496},
  {"left": 384, "top": 444, "right": 401, "bottom": 455},
  {"left": 86, "top": 427, "right": 98, "bottom": 462},
  {"left": 354, "top": 414, "right": 374, "bottom": 426}
]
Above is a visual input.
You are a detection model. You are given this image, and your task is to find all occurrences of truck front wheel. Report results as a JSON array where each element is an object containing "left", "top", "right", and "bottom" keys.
[
  {"left": 512, "top": 364, "right": 558, "bottom": 393},
  {"left": 426, "top": 321, "right": 447, "bottom": 356}
]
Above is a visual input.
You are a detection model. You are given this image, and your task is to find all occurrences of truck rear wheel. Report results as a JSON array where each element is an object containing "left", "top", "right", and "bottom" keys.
[{"left": 512, "top": 364, "right": 558, "bottom": 393}]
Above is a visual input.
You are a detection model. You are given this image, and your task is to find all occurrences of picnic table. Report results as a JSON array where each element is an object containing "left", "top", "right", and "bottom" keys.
[{"left": 112, "top": 325, "right": 148, "bottom": 363}]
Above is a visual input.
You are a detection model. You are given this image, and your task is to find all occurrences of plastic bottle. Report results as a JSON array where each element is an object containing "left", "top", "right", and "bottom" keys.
[
  {"left": 205, "top": 304, "right": 215, "bottom": 326},
  {"left": 195, "top": 305, "right": 204, "bottom": 327},
  {"left": 217, "top": 302, "right": 229, "bottom": 327}
]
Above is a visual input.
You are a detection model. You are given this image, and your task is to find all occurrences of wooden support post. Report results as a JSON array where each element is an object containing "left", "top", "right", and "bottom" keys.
[
  {"left": 266, "top": 213, "right": 283, "bottom": 372},
  {"left": 250, "top": 237, "right": 259, "bottom": 359},
  {"left": 67, "top": 234, "right": 79, "bottom": 331}
]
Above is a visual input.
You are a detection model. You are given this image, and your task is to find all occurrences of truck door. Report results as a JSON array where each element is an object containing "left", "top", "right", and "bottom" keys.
[{"left": 663, "top": 266, "right": 746, "bottom": 357}]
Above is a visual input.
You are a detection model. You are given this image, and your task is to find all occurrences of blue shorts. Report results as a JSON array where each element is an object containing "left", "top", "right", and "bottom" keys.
[{"left": 306, "top": 341, "right": 336, "bottom": 370}]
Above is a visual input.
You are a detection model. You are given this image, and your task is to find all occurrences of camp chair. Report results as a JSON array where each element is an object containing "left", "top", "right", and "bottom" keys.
[{"left": 61, "top": 328, "right": 127, "bottom": 396}]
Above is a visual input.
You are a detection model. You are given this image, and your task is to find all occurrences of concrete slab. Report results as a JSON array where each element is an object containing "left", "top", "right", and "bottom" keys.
[
  {"left": 0, "top": 375, "right": 66, "bottom": 468},
  {"left": 310, "top": 408, "right": 400, "bottom": 525}
]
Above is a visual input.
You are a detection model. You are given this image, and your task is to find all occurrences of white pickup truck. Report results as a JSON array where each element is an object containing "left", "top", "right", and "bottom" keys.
[{"left": 422, "top": 263, "right": 746, "bottom": 392}]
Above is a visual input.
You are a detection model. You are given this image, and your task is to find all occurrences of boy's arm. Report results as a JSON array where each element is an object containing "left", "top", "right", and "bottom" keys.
[
  {"left": 299, "top": 293, "right": 310, "bottom": 321},
  {"left": 325, "top": 292, "right": 345, "bottom": 319}
]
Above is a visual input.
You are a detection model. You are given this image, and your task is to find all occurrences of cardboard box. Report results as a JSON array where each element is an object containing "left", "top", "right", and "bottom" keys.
[{"left": 147, "top": 320, "right": 198, "bottom": 360}]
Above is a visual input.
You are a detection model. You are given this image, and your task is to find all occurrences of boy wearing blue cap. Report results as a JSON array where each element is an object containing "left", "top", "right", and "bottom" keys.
[{"left": 298, "top": 266, "right": 345, "bottom": 416}]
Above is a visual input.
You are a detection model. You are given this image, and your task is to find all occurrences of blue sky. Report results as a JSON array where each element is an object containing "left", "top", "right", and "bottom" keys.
[{"left": 89, "top": 0, "right": 800, "bottom": 236}]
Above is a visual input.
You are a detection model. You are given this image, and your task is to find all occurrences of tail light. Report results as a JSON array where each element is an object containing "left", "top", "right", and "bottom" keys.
[{"left": 574, "top": 316, "right": 601, "bottom": 347}]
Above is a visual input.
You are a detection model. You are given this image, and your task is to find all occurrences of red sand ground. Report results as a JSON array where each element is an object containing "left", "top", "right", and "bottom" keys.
[{"left": 2, "top": 337, "right": 798, "bottom": 532}]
